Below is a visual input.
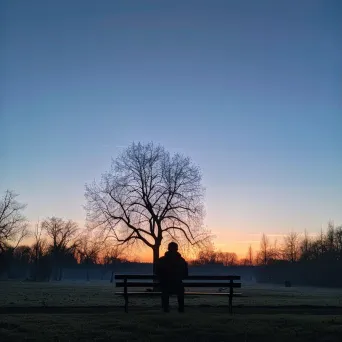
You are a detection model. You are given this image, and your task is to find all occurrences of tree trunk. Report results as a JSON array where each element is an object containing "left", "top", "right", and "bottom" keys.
[
  {"left": 152, "top": 245, "right": 160, "bottom": 275},
  {"left": 152, "top": 245, "right": 161, "bottom": 292}
]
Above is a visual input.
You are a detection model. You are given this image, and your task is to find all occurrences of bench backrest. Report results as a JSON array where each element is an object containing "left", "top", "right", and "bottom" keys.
[
  {"left": 115, "top": 274, "right": 241, "bottom": 288},
  {"left": 115, "top": 275, "right": 240, "bottom": 280}
]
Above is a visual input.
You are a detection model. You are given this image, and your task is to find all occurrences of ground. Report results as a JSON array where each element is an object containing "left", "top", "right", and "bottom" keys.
[{"left": 1, "top": 281, "right": 342, "bottom": 341}]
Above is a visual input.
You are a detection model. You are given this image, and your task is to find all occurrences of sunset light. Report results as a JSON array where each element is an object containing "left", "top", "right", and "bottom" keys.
[{"left": 1, "top": 0, "right": 341, "bottom": 339}]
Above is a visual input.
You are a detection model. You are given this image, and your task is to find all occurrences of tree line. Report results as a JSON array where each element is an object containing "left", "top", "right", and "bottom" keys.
[
  {"left": 254, "top": 223, "right": 342, "bottom": 287},
  {"left": 0, "top": 194, "right": 130, "bottom": 280},
  {"left": 1, "top": 188, "right": 339, "bottom": 286},
  {"left": 192, "top": 223, "right": 342, "bottom": 287},
  {"left": 1, "top": 142, "right": 341, "bottom": 286}
]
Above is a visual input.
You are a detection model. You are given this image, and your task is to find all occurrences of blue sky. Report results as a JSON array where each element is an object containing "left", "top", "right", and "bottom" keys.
[{"left": 1, "top": 0, "right": 341, "bottom": 255}]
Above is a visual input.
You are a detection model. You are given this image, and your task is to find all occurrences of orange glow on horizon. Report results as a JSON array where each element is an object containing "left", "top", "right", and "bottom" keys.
[
  {"left": 124, "top": 239, "right": 260, "bottom": 263},
  {"left": 24, "top": 224, "right": 301, "bottom": 263},
  {"left": 22, "top": 232, "right": 262, "bottom": 263}
]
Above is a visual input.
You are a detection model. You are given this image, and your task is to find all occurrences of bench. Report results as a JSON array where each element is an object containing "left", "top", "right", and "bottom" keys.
[{"left": 115, "top": 274, "right": 241, "bottom": 313}]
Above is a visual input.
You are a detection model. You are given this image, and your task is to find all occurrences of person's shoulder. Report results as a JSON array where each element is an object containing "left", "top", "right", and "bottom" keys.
[{"left": 179, "top": 256, "right": 187, "bottom": 263}]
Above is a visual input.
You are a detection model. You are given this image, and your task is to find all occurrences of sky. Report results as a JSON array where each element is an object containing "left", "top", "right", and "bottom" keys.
[{"left": 1, "top": 0, "right": 342, "bottom": 260}]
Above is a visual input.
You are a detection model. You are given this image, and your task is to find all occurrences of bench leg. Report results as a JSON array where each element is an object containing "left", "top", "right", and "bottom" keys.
[
  {"left": 123, "top": 294, "right": 128, "bottom": 313},
  {"left": 124, "top": 278, "right": 128, "bottom": 312},
  {"left": 229, "top": 283, "right": 233, "bottom": 314}
]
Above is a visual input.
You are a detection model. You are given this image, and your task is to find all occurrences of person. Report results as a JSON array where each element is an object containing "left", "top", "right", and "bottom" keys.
[{"left": 155, "top": 242, "right": 188, "bottom": 313}]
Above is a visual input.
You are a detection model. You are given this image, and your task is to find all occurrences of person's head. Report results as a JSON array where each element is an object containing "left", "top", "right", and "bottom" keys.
[{"left": 168, "top": 242, "right": 178, "bottom": 253}]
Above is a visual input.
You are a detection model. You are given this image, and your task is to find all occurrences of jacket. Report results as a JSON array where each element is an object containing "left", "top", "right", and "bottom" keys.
[{"left": 155, "top": 251, "right": 188, "bottom": 284}]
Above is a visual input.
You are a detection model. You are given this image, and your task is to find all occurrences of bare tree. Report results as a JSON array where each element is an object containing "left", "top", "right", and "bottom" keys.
[
  {"left": 271, "top": 238, "right": 281, "bottom": 261},
  {"left": 240, "top": 258, "right": 249, "bottom": 266},
  {"left": 102, "top": 244, "right": 127, "bottom": 264},
  {"left": 77, "top": 234, "right": 101, "bottom": 265},
  {"left": 195, "top": 248, "right": 218, "bottom": 265},
  {"left": 76, "top": 233, "right": 102, "bottom": 281},
  {"left": 335, "top": 225, "right": 342, "bottom": 260},
  {"left": 318, "top": 228, "right": 326, "bottom": 257},
  {"left": 258, "top": 233, "right": 271, "bottom": 265},
  {"left": 0, "top": 190, "right": 28, "bottom": 252},
  {"left": 101, "top": 244, "right": 128, "bottom": 282},
  {"left": 31, "top": 221, "right": 47, "bottom": 281},
  {"left": 283, "top": 232, "right": 300, "bottom": 262},
  {"left": 42, "top": 217, "right": 79, "bottom": 280},
  {"left": 13, "top": 245, "right": 31, "bottom": 263},
  {"left": 258, "top": 238, "right": 280, "bottom": 263},
  {"left": 300, "top": 229, "right": 311, "bottom": 260},
  {"left": 325, "top": 221, "right": 336, "bottom": 257},
  {"left": 85, "top": 142, "right": 210, "bottom": 273},
  {"left": 247, "top": 244, "right": 253, "bottom": 265},
  {"left": 220, "top": 252, "right": 238, "bottom": 266}
]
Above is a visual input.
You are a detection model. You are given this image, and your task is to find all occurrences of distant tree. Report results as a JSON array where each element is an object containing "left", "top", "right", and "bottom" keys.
[
  {"left": 299, "top": 229, "right": 311, "bottom": 260},
  {"left": 309, "top": 239, "right": 323, "bottom": 260},
  {"left": 13, "top": 245, "right": 31, "bottom": 264},
  {"left": 42, "top": 217, "right": 79, "bottom": 280},
  {"left": 0, "top": 190, "right": 28, "bottom": 252},
  {"left": 30, "top": 221, "right": 48, "bottom": 280},
  {"left": 226, "top": 252, "right": 238, "bottom": 266},
  {"left": 101, "top": 244, "right": 128, "bottom": 282},
  {"left": 282, "top": 232, "right": 300, "bottom": 262},
  {"left": 247, "top": 244, "right": 254, "bottom": 265},
  {"left": 195, "top": 249, "right": 218, "bottom": 265},
  {"left": 239, "top": 258, "right": 249, "bottom": 266},
  {"left": 325, "top": 221, "right": 336, "bottom": 260},
  {"left": 85, "top": 142, "right": 210, "bottom": 273},
  {"left": 271, "top": 239, "right": 281, "bottom": 261},
  {"left": 302, "top": 223, "right": 341, "bottom": 261},
  {"left": 102, "top": 244, "right": 127, "bottom": 265},
  {"left": 76, "top": 233, "right": 102, "bottom": 281},
  {"left": 189, "top": 240, "right": 217, "bottom": 265},
  {"left": 215, "top": 251, "right": 224, "bottom": 265},
  {"left": 77, "top": 234, "right": 101, "bottom": 265},
  {"left": 239, "top": 245, "right": 254, "bottom": 266},
  {"left": 255, "top": 222, "right": 342, "bottom": 287},
  {"left": 258, "top": 234, "right": 271, "bottom": 265},
  {"left": 319, "top": 228, "right": 326, "bottom": 257},
  {"left": 335, "top": 225, "right": 342, "bottom": 261},
  {"left": 216, "top": 251, "right": 238, "bottom": 266}
]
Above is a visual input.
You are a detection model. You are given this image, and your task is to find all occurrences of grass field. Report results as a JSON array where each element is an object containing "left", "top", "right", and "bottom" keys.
[{"left": 1, "top": 281, "right": 342, "bottom": 341}]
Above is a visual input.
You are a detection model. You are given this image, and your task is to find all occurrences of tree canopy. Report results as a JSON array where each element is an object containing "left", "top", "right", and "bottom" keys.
[{"left": 85, "top": 142, "right": 210, "bottom": 269}]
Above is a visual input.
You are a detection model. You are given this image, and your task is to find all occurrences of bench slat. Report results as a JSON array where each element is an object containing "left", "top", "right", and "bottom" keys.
[
  {"left": 115, "top": 291, "right": 243, "bottom": 296},
  {"left": 116, "top": 282, "right": 241, "bottom": 288},
  {"left": 115, "top": 274, "right": 240, "bottom": 280},
  {"left": 187, "top": 275, "right": 240, "bottom": 280}
]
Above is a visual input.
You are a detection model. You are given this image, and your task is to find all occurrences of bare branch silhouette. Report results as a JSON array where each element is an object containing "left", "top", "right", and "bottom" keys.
[
  {"left": 0, "top": 190, "right": 28, "bottom": 252},
  {"left": 42, "top": 217, "right": 79, "bottom": 280},
  {"left": 85, "top": 142, "right": 211, "bottom": 272}
]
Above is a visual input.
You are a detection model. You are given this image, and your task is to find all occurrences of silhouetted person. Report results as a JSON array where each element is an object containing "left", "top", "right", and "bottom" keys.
[{"left": 155, "top": 242, "right": 188, "bottom": 312}]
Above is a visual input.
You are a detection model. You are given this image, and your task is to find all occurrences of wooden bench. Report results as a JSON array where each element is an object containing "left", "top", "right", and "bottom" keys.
[{"left": 115, "top": 274, "right": 241, "bottom": 313}]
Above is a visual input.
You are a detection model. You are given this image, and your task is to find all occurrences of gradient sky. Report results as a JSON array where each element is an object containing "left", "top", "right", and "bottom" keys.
[{"left": 1, "top": 0, "right": 342, "bottom": 259}]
